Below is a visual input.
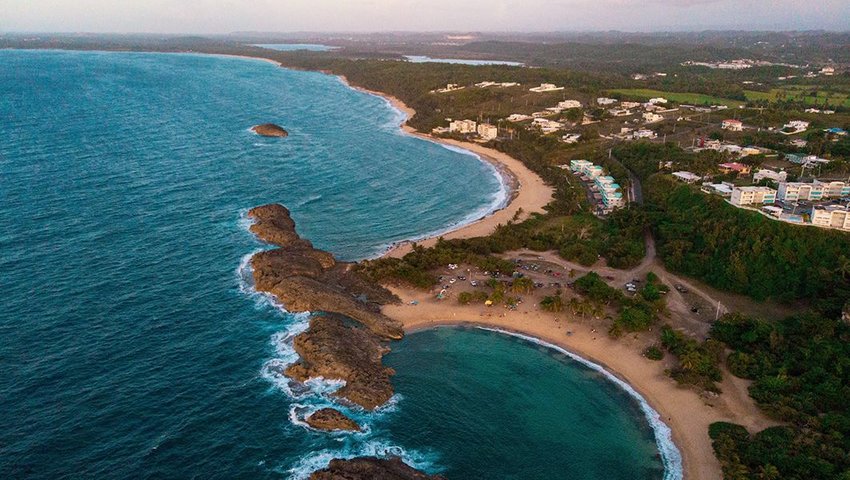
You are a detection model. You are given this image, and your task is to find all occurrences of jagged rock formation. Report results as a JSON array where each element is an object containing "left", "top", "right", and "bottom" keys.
[
  {"left": 305, "top": 408, "right": 361, "bottom": 432},
  {"left": 247, "top": 204, "right": 402, "bottom": 409},
  {"left": 286, "top": 315, "right": 396, "bottom": 409},
  {"left": 310, "top": 457, "right": 446, "bottom": 480},
  {"left": 251, "top": 123, "right": 289, "bottom": 137}
]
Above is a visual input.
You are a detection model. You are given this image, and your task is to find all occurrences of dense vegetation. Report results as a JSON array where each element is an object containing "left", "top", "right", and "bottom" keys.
[
  {"left": 644, "top": 175, "right": 850, "bottom": 314},
  {"left": 709, "top": 313, "right": 850, "bottom": 480}
]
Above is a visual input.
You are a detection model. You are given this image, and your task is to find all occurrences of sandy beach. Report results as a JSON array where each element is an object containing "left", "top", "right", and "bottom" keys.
[
  {"left": 341, "top": 79, "right": 554, "bottom": 258},
  {"left": 383, "top": 284, "right": 778, "bottom": 480}
]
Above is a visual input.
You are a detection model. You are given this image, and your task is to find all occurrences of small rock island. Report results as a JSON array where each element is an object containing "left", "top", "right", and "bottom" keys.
[
  {"left": 305, "top": 408, "right": 361, "bottom": 432},
  {"left": 251, "top": 123, "right": 289, "bottom": 137}
]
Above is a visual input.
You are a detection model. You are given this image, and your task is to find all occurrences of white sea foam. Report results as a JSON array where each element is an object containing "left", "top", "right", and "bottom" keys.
[
  {"left": 297, "top": 194, "right": 323, "bottom": 207},
  {"left": 476, "top": 327, "right": 684, "bottom": 480},
  {"left": 285, "top": 439, "right": 441, "bottom": 480}
]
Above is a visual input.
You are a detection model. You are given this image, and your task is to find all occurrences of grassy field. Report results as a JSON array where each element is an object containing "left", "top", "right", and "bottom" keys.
[
  {"left": 608, "top": 88, "right": 745, "bottom": 108},
  {"left": 744, "top": 86, "right": 850, "bottom": 108}
]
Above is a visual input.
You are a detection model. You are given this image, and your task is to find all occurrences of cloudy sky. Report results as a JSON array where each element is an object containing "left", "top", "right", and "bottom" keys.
[{"left": 2, "top": 0, "right": 849, "bottom": 33}]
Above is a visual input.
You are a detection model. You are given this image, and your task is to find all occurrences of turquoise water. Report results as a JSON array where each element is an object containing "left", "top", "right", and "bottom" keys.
[
  {"left": 404, "top": 55, "right": 524, "bottom": 67},
  {"left": 0, "top": 49, "right": 672, "bottom": 479}
]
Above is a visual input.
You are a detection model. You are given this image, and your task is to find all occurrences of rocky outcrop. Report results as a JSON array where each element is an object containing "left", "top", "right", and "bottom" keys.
[
  {"left": 310, "top": 457, "right": 446, "bottom": 480},
  {"left": 247, "top": 204, "right": 402, "bottom": 409},
  {"left": 248, "top": 204, "right": 401, "bottom": 339},
  {"left": 286, "top": 315, "right": 396, "bottom": 410},
  {"left": 251, "top": 123, "right": 289, "bottom": 137},
  {"left": 305, "top": 408, "right": 361, "bottom": 432}
]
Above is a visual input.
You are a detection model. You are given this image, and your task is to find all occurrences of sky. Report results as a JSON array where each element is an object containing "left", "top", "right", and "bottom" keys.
[{"left": 2, "top": 0, "right": 850, "bottom": 34}]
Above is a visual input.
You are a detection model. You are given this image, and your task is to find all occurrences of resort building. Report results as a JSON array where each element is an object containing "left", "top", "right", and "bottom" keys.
[
  {"left": 812, "top": 180, "right": 850, "bottom": 198},
  {"left": 731, "top": 186, "right": 777, "bottom": 206},
  {"left": 621, "top": 101, "right": 641, "bottom": 109},
  {"left": 753, "top": 169, "right": 788, "bottom": 183},
  {"left": 811, "top": 205, "right": 850, "bottom": 231},
  {"left": 672, "top": 171, "right": 701, "bottom": 184},
  {"left": 529, "top": 83, "right": 564, "bottom": 93},
  {"left": 570, "top": 160, "right": 626, "bottom": 211},
  {"left": 597, "top": 97, "right": 618, "bottom": 105},
  {"left": 777, "top": 182, "right": 825, "bottom": 202},
  {"left": 648, "top": 97, "right": 669, "bottom": 104},
  {"left": 449, "top": 119, "right": 477, "bottom": 134},
  {"left": 595, "top": 175, "right": 627, "bottom": 209},
  {"left": 722, "top": 119, "right": 744, "bottom": 131},
  {"left": 477, "top": 123, "right": 498, "bottom": 140}
]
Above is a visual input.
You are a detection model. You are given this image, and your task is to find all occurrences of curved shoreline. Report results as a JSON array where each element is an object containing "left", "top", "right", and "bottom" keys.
[{"left": 335, "top": 76, "right": 554, "bottom": 259}]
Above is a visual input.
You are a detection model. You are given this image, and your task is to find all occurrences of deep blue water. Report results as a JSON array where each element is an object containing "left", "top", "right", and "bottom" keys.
[{"left": 0, "top": 50, "right": 672, "bottom": 479}]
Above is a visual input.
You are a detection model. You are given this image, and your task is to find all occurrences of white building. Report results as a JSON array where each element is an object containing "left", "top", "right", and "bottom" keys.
[
  {"left": 722, "top": 119, "right": 744, "bottom": 131},
  {"left": 506, "top": 114, "right": 532, "bottom": 122},
  {"left": 813, "top": 180, "right": 850, "bottom": 198},
  {"left": 435, "top": 83, "right": 465, "bottom": 93},
  {"left": 782, "top": 120, "right": 810, "bottom": 134},
  {"left": 561, "top": 133, "right": 581, "bottom": 144},
  {"left": 597, "top": 97, "right": 618, "bottom": 105},
  {"left": 753, "top": 169, "right": 788, "bottom": 183},
  {"left": 621, "top": 101, "right": 641, "bottom": 109},
  {"left": 529, "top": 83, "right": 564, "bottom": 93},
  {"left": 821, "top": 66, "right": 836, "bottom": 76},
  {"left": 649, "top": 97, "right": 669, "bottom": 104},
  {"left": 477, "top": 123, "right": 498, "bottom": 140},
  {"left": 643, "top": 112, "right": 664, "bottom": 123},
  {"left": 633, "top": 129, "right": 657, "bottom": 140},
  {"left": 672, "top": 171, "right": 701, "bottom": 184},
  {"left": 557, "top": 100, "right": 582, "bottom": 110},
  {"left": 449, "top": 119, "right": 477, "bottom": 134},
  {"left": 777, "top": 182, "right": 825, "bottom": 202},
  {"left": 532, "top": 118, "right": 564, "bottom": 134},
  {"left": 731, "top": 186, "right": 777, "bottom": 206},
  {"left": 811, "top": 205, "right": 850, "bottom": 231}
]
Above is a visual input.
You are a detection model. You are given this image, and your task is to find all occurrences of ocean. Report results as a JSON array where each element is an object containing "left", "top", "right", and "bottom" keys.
[{"left": 0, "top": 49, "right": 673, "bottom": 479}]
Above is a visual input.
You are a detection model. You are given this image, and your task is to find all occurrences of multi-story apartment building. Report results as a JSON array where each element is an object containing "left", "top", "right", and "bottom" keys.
[
  {"left": 731, "top": 186, "right": 777, "bottom": 206},
  {"left": 813, "top": 180, "right": 850, "bottom": 198},
  {"left": 811, "top": 205, "right": 850, "bottom": 231},
  {"left": 777, "top": 182, "right": 825, "bottom": 202}
]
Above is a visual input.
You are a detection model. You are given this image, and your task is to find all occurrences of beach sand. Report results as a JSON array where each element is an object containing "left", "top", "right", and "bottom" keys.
[
  {"left": 384, "top": 285, "right": 778, "bottom": 480},
  {"left": 342, "top": 80, "right": 554, "bottom": 258}
]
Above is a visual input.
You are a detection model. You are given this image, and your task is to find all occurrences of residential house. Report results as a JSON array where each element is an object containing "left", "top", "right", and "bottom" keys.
[
  {"left": 597, "top": 97, "right": 618, "bottom": 105},
  {"left": 672, "top": 171, "right": 701, "bottom": 184},
  {"left": 529, "top": 83, "right": 564, "bottom": 93},
  {"left": 721, "top": 119, "right": 744, "bottom": 131},
  {"left": 718, "top": 162, "right": 751, "bottom": 175},
  {"left": 753, "top": 169, "right": 788, "bottom": 183},
  {"left": 532, "top": 118, "right": 564, "bottom": 134},
  {"left": 649, "top": 97, "right": 669, "bottom": 104},
  {"left": 557, "top": 100, "right": 582, "bottom": 109},
  {"left": 506, "top": 114, "right": 532, "bottom": 122},
  {"left": 561, "top": 133, "right": 581, "bottom": 144},
  {"left": 643, "top": 112, "right": 664, "bottom": 123}
]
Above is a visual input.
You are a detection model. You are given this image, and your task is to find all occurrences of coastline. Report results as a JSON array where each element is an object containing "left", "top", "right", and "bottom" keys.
[
  {"left": 337, "top": 76, "right": 554, "bottom": 259},
  {"left": 384, "top": 285, "right": 780, "bottom": 480}
]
